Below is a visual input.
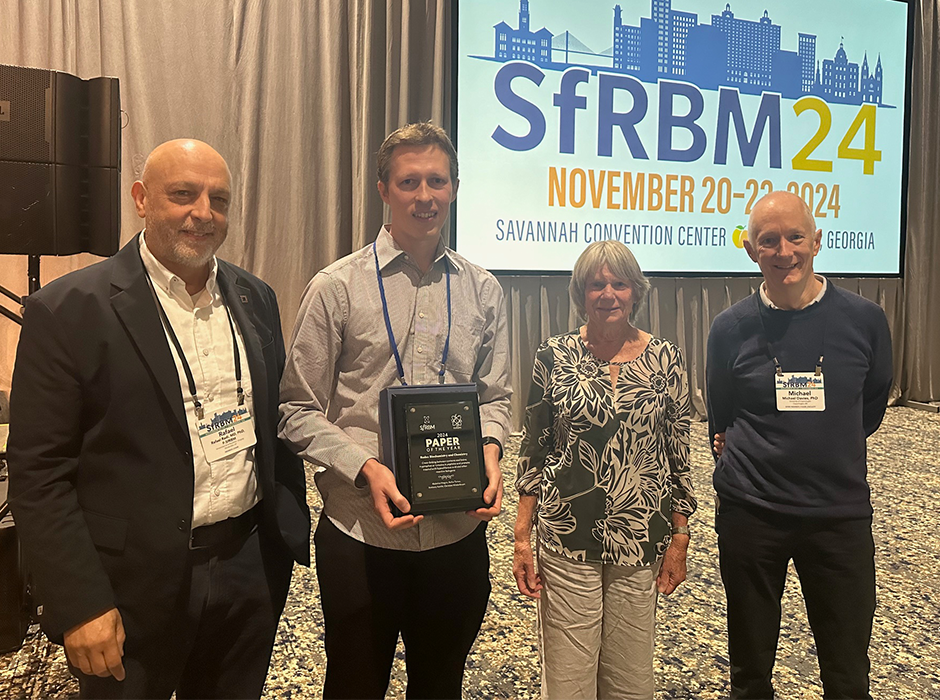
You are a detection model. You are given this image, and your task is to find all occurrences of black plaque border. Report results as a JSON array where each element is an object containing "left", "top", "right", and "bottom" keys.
[{"left": 379, "top": 383, "right": 487, "bottom": 515}]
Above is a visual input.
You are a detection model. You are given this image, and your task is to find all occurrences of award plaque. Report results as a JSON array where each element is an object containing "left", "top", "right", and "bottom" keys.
[{"left": 378, "top": 383, "right": 488, "bottom": 515}]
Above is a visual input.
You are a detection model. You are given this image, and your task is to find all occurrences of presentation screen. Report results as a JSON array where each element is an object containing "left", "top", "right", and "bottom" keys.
[{"left": 454, "top": 0, "right": 912, "bottom": 275}]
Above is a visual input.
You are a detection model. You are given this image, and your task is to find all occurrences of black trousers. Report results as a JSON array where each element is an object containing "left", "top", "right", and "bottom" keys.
[
  {"left": 74, "top": 524, "right": 293, "bottom": 699},
  {"left": 315, "top": 515, "right": 491, "bottom": 700},
  {"left": 716, "top": 503, "right": 875, "bottom": 700}
]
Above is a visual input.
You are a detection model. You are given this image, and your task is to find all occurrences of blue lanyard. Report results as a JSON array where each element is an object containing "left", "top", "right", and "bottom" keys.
[{"left": 373, "top": 240, "right": 452, "bottom": 385}]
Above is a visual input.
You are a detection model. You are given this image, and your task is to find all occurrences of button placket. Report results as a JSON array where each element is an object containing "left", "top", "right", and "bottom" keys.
[{"left": 414, "top": 284, "right": 432, "bottom": 384}]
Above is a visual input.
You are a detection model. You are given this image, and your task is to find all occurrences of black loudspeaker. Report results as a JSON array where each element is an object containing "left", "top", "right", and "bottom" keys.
[{"left": 0, "top": 64, "right": 121, "bottom": 257}]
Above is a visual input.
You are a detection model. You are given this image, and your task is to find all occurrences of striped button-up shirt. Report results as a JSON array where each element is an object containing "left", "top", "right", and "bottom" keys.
[{"left": 278, "top": 226, "right": 512, "bottom": 550}]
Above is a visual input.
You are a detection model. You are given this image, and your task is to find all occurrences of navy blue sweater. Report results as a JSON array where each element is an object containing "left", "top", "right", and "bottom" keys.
[{"left": 706, "top": 283, "right": 892, "bottom": 518}]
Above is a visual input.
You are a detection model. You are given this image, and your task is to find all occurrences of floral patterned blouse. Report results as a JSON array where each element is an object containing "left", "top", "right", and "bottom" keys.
[{"left": 516, "top": 331, "right": 696, "bottom": 566}]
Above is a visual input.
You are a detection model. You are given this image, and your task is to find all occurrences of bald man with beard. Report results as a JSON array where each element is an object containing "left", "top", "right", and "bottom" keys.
[{"left": 8, "top": 139, "right": 310, "bottom": 699}]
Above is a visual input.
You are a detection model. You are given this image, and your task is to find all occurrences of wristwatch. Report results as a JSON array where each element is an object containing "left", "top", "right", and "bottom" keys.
[
  {"left": 481, "top": 436, "right": 503, "bottom": 460},
  {"left": 671, "top": 525, "right": 690, "bottom": 537}
]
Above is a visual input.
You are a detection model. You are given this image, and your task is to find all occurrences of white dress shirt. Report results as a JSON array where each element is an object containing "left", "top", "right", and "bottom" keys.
[{"left": 140, "top": 233, "right": 259, "bottom": 528}]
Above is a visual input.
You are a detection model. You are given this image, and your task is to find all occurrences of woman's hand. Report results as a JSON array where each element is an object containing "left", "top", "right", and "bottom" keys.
[
  {"left": 513, "top": 540, "right": 543, "bottom": 599},
  {"left": 657, "top": 535, "right": 688, "bottom": 595},
  {"left": 513, "top": 494, "right": 542, "bottom": 598}
]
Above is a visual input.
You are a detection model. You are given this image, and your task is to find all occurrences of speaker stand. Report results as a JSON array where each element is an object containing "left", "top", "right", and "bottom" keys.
[
  {"left": 0, "top": 255, "right": 40, "bottom": 326},
  {"left": 27, "top": 255, "right": 40, "bottom": 295}
]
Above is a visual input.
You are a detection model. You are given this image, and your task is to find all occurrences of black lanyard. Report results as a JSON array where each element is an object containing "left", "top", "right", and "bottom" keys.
[
  {"left": 756, "top": 294, "right": 826, "bottom": 377},
  {"left": 372, "top": 240, "right": 451, "bottom": 386},
  {"left": 145, "top": 271, "right": 245, "bottom": 419}
]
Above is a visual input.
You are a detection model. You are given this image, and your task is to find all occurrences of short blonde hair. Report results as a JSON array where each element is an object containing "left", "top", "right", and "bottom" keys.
[
  {"left": 569, "top": 240, "right": 651, "bottom": 321},
  {"left": 376, "top": 122, "right": 458, "bottom": 185}
]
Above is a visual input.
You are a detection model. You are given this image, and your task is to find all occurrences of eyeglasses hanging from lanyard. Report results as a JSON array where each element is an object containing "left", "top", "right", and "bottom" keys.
[
  {"left": 373, "top": 240, "right": 452, "bottom": 386},
  {"left": 144, "top": 271, "right": 245, "bottom": 420}
]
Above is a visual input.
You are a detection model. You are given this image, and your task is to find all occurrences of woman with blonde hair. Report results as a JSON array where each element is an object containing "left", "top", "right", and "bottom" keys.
[{"left": 513, "top": 240, "right": 696, "bottom": 699}]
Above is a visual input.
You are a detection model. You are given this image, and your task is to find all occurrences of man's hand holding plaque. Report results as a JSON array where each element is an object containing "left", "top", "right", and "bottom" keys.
[
  {"left": 467, "top": 442, "right": 503, "bottom": 522},
  {"left": 360, "top": 458, "right": 424, "bottom": 530}
]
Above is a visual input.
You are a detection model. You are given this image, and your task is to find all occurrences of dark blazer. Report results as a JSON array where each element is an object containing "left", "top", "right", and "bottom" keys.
[{"left": 7, "top": 235, "right": 310, "bottom": 642}]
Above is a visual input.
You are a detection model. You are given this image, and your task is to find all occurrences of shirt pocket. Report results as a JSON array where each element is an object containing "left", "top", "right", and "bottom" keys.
[{"left": 445, "top": 316, "right": 486, "bottom": 382}]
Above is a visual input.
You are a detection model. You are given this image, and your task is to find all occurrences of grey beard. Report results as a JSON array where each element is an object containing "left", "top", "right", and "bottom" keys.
[{"left": 168, "top": 234, "right": 219, "bottom": 269}]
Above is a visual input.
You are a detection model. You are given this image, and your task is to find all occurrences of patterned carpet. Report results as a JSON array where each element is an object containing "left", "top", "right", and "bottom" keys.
[{"left": 2, "top": 406, "right": 939, "bottom": 699}]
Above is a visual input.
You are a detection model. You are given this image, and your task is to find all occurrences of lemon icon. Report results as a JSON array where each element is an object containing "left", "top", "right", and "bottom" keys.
[{"left": 732, "top": 225, "right": 747, "bottom": 248}]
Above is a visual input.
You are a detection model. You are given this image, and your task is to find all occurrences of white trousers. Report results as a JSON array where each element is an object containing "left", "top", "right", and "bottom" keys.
[{"left": 537, "top": 545, "right": 660, "bottom": 700}]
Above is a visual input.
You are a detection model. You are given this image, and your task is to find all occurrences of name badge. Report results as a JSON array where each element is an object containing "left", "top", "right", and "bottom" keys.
[
  {"left": 775, "top": 371, "right": 825, "bottom": 411},
  {"left": 197, "top": 402, "right": 257, "bottom": 462}
]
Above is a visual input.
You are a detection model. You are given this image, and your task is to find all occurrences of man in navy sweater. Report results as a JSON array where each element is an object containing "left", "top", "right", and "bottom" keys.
[{"left": 706, "top": 191, "right": 892, "bottom": 699}]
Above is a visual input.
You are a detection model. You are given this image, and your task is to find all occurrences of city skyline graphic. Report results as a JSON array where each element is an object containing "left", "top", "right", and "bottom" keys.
[
  {"left": 486, "top": 0, "right": 892, "bottom": 107},
  {"left": 206, "top": 407, "right": 249, "bottom": 431}
]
